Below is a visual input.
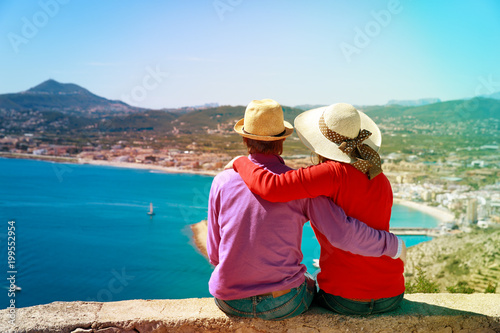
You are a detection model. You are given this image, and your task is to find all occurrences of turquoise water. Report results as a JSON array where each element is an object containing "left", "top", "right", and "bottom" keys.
[{"left": 0, "top": 158, "right": 439, "bottom": 308}]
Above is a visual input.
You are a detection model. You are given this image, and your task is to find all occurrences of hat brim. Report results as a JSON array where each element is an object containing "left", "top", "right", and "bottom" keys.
[
  {"left": 234, "top": 119, "right": 294, "bottom": 141},
  {"left": 294, "top": 107, "right": 381, "bottom": 163}
]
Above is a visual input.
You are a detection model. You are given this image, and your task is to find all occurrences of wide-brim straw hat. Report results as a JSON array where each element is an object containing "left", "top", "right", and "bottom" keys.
[
  {"left": 294, "top": 103, "right": 381, "bottom": 163},
  {"left": 234, "top": 99, "right": 294, "bottom": 141}
]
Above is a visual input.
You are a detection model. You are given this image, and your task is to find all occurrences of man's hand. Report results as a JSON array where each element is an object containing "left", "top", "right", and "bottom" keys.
[
  {"left": 224, "top": 155, "right": 244, "bottom": 170},
  {"left": 399, "top": 241, "right": 407, "bottom": 266}
]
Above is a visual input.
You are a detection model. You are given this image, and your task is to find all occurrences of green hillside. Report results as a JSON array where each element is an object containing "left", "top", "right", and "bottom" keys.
[
  {"left": 177, "top": 105, "right": 245, "bottom": 128},
  {"left": 406, "top": 228, "right": 500, "bottom": 294},
  {"left": 363, "top": 97, "right": 499, "bottom": 122},
  {"left": 2, "top": 79, "right": 499, "bottom": 160},
  {"left": 173, "top": 105, "right": 305, "bottom": 129},
  {"left": 0, "top": 79, "right": 140, "bottom": 114},
  {"left": 101, "top": 110, "right": 178, "bottom": 132}
]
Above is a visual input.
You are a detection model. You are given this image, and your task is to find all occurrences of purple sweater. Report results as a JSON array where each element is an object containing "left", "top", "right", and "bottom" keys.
[{"left": 207, "top": 154, "right": 398, "bottom": 300}]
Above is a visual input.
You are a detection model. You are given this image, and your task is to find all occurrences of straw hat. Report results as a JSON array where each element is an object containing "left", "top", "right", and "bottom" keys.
[
  {"left": 294, "top": 103, "right": 381, "bottom": 163},
  {"left": 234, "top": 99, "right": 294, "bottom": 141}
]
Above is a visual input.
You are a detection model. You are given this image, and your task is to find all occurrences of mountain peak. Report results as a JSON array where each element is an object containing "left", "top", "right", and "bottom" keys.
[
  {"left": 0, "top": 79, "right": 140, "bottom": 114},
  {"left": 26, "top": 79, "right": 90, "bottom": 95}
]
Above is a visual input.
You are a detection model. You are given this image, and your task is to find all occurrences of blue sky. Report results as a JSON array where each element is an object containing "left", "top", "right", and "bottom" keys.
[{"left": 1, "top": 0, "right": 499, "bottom": 109}]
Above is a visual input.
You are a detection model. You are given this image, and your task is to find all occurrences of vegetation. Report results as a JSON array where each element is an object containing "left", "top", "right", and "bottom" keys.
[
  {"left": 406, "top": 228, "right": 500, "bottom": 294},
  {"left": 446, "top": 281, "right": 475, "bottom": 294},
  {"left": 364, "top": 97, "right": 500, "bottom": 123},
  {"left": 485, "top": 282, "right": 497, "bottom": 294},
  {"left": 405, "top": 267, "right": 500, "bottom": 294},
  {"left": 405, "top": 267, "right": 440, "bottom": 293},
  {"left": 2, "top": 81, "right": 499, "bottom": 295}
]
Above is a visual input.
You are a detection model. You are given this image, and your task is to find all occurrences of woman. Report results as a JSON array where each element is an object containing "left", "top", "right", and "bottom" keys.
[{"left": 232, "top": 103, "right": 405, "bottom": 315}]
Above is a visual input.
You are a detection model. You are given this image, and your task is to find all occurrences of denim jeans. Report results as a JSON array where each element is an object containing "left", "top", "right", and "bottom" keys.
[
  {"left": 214, "top": 274, "right": 316, "bottom": 321},
  {"left": 316, "top": 290, "right": 404, "bottom": 315}
]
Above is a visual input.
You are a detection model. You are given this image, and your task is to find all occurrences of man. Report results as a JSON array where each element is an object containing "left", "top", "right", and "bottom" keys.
[{"left": 207, "top": 99, "right": 405, "bottom": 320}]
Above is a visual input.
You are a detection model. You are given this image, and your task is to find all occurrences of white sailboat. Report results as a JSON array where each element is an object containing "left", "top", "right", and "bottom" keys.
[{"left": 147, "top": 202, "right": 155, "bottom": 216}]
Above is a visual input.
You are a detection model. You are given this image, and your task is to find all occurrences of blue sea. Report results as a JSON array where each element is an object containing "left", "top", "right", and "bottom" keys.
[{"left": 0, "top": 158, "right": 437, "bottom": 309}]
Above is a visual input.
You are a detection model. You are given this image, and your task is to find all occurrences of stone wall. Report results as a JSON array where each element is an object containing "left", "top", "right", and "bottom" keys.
[{"left": 1, "top": 294, "right": 499, "bottom": 333}]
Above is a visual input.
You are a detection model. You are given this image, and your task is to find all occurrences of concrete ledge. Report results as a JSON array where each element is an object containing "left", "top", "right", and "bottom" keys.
[{"left": 1, "top": 294, "right": 499, "bottom": 333}]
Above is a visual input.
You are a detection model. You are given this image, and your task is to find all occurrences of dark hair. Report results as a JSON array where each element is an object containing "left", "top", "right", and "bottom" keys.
[{"left": 243, "top": 138, "right": 284, "bottom": 155}]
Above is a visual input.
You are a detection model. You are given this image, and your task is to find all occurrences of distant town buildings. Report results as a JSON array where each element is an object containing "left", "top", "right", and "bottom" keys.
[
  {"left": 467, "top": 198, "right": 478, "bottom": 224},
  {"left": 1, "top": 110, "right": 499, "bottom": 232},
  {"left": 391, "top": 180, "right": 499, "bottom": 230}
]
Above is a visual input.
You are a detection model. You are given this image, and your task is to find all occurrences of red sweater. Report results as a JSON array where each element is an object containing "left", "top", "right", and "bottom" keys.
[{"left": 233, "top": 157, "right": 405, "bottom": 299}]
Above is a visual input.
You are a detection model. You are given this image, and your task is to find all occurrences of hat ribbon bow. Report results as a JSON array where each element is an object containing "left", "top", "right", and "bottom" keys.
[
  {"left": 319, "top": 114, "right": 383, "bottom": 179},
  {"left": 337, "top": 129, "right": 372, "bottom": 154}
]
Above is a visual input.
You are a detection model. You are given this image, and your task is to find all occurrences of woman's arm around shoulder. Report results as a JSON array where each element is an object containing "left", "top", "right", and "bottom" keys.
[{"left": 233, "top": 156, "right": 341, "bottom": 202}]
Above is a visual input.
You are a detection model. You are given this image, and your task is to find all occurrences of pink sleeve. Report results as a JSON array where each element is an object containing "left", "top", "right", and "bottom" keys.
[
  {"left": 305, "top": 196, "right": 399, "bottom": 258},
  {"left": 207, "top": 178, "right": 221, "bottom": 266},
  {"left": 233, "top": 156, "right": 338, "bottom": 202}
]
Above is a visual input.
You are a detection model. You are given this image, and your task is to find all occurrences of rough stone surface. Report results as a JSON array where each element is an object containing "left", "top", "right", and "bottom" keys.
[{"left": 1, "top": 294, "right": 499, "bottom": 333}]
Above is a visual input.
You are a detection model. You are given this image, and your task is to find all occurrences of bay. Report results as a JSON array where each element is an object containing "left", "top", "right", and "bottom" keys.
[{"left": 0, "top": 158, "right": 439, "bottom": 308}]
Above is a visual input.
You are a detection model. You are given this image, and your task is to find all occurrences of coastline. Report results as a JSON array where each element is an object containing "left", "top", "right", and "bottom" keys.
[
  {"left": 0, "top": 152, "right": 219, "bottom": 177},
  {"left": 190, "top": 201, "right": 456, "bottom": 267},
  {"left": 393, "top": 198, "right": 454, "bottom": 224},
  {"left": 191, "top": 220, "right": 208, "bottom": 259},
  {"left": 2, "top": 153, "right": 216, "bottom": 261},
  {"left": 0, "top": 151, "right": 78, "bottom": 163},
  {"left": 2, "top": 152, "right": 456, "bottom": 256},
  {"left": 83, "top": 159, "right": 219, "bottom": 177}
]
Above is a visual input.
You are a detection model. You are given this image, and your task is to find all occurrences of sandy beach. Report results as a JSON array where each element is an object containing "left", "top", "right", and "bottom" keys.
[
  {"left": 190, "top": 200, "right": 455, "bottom": 261},
  {"left": 190, "top": 220, "right": 208, "bottom": 259},
  {"left": 0, "top": 152, "right": 220, "bottom": 177},
  {"left": 3, "top": 153, "right": 455, "bottom": 257},
  {"left": 82, "top": 159, "right": 220, "bottom": 176},
  {"left": 394, "top": 198, "right": 454, "bottom": 224}
]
